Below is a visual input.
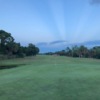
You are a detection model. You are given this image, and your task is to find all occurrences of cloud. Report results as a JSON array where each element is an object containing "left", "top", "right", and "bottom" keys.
[
  {"left": 37, "top": 40, "right": 100, "bottom": 53},
  {"left": 89, "top": 0, "right": 100, "bottom": 5},
  {"left": 49, "top": 40, "right": 68, "bottom": 45}
]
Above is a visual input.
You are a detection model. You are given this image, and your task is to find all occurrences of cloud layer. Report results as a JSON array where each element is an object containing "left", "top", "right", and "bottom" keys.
[{"left": 90, "top": 0, "right": 100, "bottom": 5}]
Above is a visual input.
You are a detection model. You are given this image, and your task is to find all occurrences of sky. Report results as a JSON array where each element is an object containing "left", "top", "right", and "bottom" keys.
[{"left": 0, "top": 0, "right": 100, "bottom": 45}]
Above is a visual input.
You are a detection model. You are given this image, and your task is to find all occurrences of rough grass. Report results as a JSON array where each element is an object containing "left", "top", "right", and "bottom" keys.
[{"left": 0, "top": 55, "right": 100, "bottom": 100}]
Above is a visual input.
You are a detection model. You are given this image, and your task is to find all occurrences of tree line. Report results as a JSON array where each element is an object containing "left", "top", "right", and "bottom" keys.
[
  {"left": 0, "top": 30, "right": 39, "bottom": 58},
  {"left": 45, "top": 45, "right": 100, "bottom": 59}
]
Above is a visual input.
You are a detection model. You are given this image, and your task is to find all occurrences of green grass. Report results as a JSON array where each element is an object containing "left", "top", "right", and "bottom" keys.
[{"left": 0, "top": 55, "right": 100, "bottom": 100}]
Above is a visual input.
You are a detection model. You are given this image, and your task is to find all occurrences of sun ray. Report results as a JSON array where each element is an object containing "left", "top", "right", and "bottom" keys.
[
  {"left": 73, "top": 4, "right": 92, "bottom": 43},
  {"left": 27, "top": 0, "right": 60, "bottom": 42},
  {"left": 48, "top": 0, "right": 66, "bottom": 41}
]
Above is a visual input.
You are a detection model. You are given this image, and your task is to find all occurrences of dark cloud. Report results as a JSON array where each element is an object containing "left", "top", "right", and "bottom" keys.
[
  {"left": 90, "top": 0, "right": 100, "bottom": 5},
  {"left": 50, "top": 40, "right": 67, "bottom": 45}
]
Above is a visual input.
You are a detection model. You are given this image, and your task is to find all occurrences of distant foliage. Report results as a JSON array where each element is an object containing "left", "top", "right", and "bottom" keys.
[
  {"left": 45, "top": 45, "right": 100, "bottom": 59},
  {"left": 0, "top": 30, "right": 39, "bottom": 58}
]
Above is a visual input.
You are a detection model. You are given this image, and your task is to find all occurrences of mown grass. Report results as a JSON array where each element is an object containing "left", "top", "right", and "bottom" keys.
[{"left": 0, "top": 55, "right": 100, "bottom": 100}]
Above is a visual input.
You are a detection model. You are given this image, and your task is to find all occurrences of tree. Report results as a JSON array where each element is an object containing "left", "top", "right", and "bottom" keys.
[
  {"left": 0, "top": 30, "right": 14, "bottom": 54},
  {"left": 66, "top": 47, "right": 72, "bottom": 56},
  {"left": 0, "top": 30, "right": 39, "bottom": 58},
  {"left": 35, "top": 47, "right": 39, "bottom": 55},
  {"left": 6, "top": 42, "right": 20, "bottom": 56},
  {"left": 71, "top": 45, "right": 79, "bottom": 57},
  {"left": 91, "top": 46, "right": 100, "bottom": 59},
  {"left": 78, "top": 45, "right": 88, "bottom": 57},
  {"left": 26, "top": 43, "right": 39, "bottom": 56}
]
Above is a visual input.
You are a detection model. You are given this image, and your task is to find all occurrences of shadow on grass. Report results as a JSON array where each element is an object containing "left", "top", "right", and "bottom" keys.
[{"left": 0, "top": 64, "right": 26, "bottom": 70}]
